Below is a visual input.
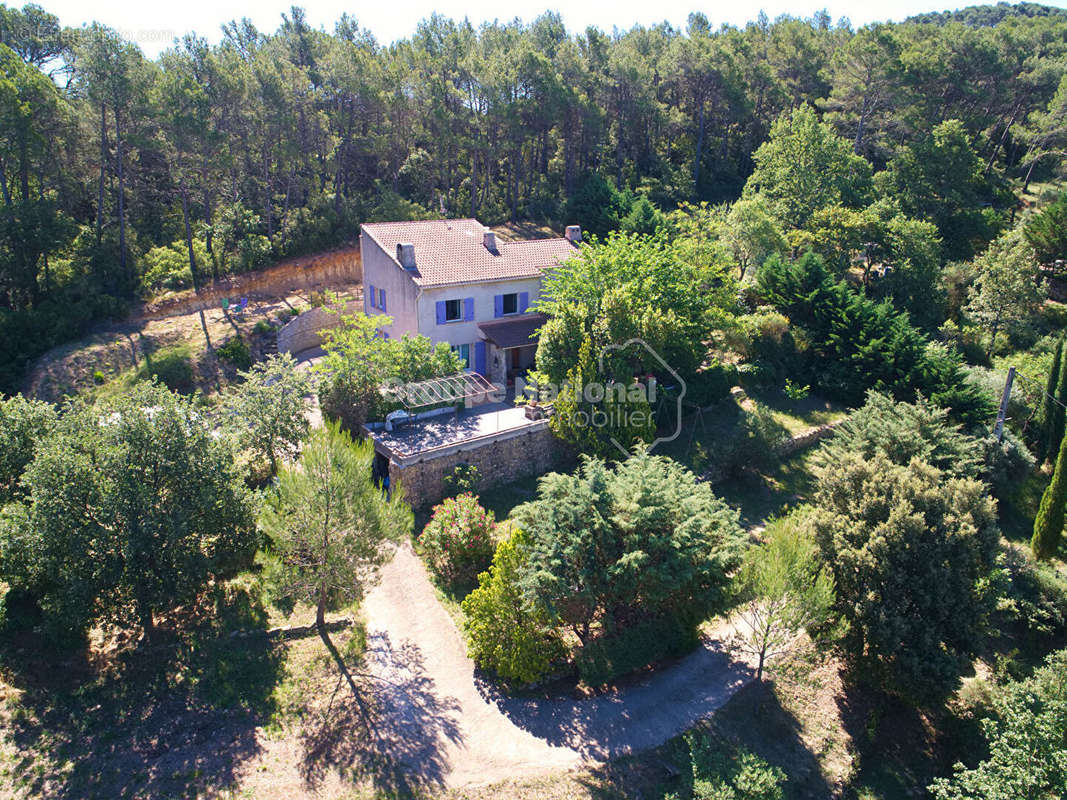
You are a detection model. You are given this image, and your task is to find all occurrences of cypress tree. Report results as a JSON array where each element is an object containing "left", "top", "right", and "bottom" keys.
[
  {"left": 1046, "top": 340, "right": 1067, "bottom": 463},
  {"left": 1033, "top": 431, "right": 1067, "bottom": 561},
  {"left": 1039, "top": 337, "right": 1064, "bottom": 450}
]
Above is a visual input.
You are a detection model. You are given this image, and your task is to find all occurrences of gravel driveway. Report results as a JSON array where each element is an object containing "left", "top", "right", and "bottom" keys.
[{"left": 361, "top": 542, "right": 754, "bottom": 790}]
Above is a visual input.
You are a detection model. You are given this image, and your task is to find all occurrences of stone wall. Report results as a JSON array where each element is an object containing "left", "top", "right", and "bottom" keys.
[
  {"left": 775, "top": 419, "right": 845, "bottom": 457},
  {"left": 139, "top": 246, "right": 362, "bottom": 320},
  {"left": 390, "top": 424, "right": 559, "bottom": 508},
  {"left": 277, "top": 299, "right": 361, "bottom": 355}
]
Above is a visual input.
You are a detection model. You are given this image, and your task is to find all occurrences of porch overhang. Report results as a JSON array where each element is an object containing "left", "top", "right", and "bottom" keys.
[{"left": 477, "top": 313, "right": 547, "bottom": 349}]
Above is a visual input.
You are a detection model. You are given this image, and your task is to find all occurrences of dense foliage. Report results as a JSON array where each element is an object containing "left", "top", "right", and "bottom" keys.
[
  {"left": 808, "top": 452, "right": 1002, "bottom": 704},
  {"left": 0, "top": 381, "right": 256, "bottom": 644},
  {"left": 757, "top": 251, "right": 993, "bottom": 424},
  {"left": 461, "top": 526, "right": 566, "bottom": 685},
  {"left": 3, "top": 2, "right": 1067, "bottom": 391},
  {"left": 817, "top": 391, "right": 985, "bottom": 478},
  {"left": 418, "top": 493, "right": 496, "bottom": 589},
  {"left": 513, "top": 451, "right": 745, "bottom": 647},
  {"left": 1032, "top": 431, "right": 1067, "bottom": 561},
  {"left": 929, "top": 648, "right": 1067, "bottom": 800},
  {"left": 316, "top": 310, "right": 462, "bottom": 430},
  {"left": 258, "top": 421, "right": 411, "bottom": 627},
  {"left": 0, "top": 393, "right": 55, "bottom": 503}
]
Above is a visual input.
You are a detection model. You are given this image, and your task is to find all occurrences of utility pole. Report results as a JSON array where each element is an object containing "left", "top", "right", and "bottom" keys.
[{"left": 994, "top": 366, "right": 1016, "bottom": 442}]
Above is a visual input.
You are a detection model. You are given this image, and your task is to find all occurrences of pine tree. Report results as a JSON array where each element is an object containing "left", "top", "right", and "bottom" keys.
[
  {"left": 1038, "top": 336, "right": 1064, "bottom": 451},
  {"left": 1032, "top": 432, "right": 1067, "bottom": 561}
]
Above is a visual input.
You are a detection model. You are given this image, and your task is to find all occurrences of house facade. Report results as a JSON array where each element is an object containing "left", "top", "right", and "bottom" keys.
[{"left": 360, "top": 219, "right": 580, "bottom": 387}]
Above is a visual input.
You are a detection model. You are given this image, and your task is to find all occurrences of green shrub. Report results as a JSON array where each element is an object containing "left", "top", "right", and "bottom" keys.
[
  {"left": 999, "top": 546, "right": 1067, "bottom": 648},
  {"left": 142, "top": 240, "right": 202, "bottom": 293},
  {"left": 209, "top": 574, "right": 268, "bottom": 635},
  {"left": 981, "top": 431, "right": 1036, "bottom": 496},
  {"left": 783, "top": 378, "right": 809, "bottom": 400},
  {"left": 217, "top": 335, "right": 252, "bottom": 370},
  {"left": 680, "top": 732, "right": 786, "bottom": 800},
  {"left": 461, "top": 527, "right": 565, "bottom": 685},
  {"left": 418, "top": 493, "right": 496, "bottom": 590},
  {"left": 253, "top": 319, "right": 276, "bottom": 336},
  {"left": 93, "top": 369, "right": 106, "bottom": 385},
  {"left": 443, "top": 463, "right": 481, "bottom": 499},
  {"left": 141, "top": 349, "right": 196, "bottom": 394},
  {"left": 575, "top": 615, "right": 700, "bottom": 686},
  {"left": 685, "top": 362, "right": 738, "bottom": 406}
]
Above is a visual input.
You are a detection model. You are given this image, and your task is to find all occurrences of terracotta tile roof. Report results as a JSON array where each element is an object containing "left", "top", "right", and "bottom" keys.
[{"left": 360, "top": 218, "right": 578, "bottom": 288}]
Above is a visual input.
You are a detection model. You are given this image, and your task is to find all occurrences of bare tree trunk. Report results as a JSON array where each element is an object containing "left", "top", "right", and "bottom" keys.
[
  {"left": 693, "top": 97, "right": 705, "bottom": 188},
  {"left": 854, "top": 92, "right": 871, "bottom": 155},
  {"left": 986, "top": 103, "right": 1021, "bottom": 174},
  {"left": 115, "top": 107, "right": 128, "bottom": 284},
  {"left": 96, "top": 103, "right": 107, "bottom": 245},
  {"left": 179, "top": 169, "right": 200, "bottom": 293}
]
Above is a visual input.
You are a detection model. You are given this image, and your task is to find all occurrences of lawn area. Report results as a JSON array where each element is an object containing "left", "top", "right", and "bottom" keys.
[
  {"left": 0, "top": 595, "right": 373, "bottom": 800},
  {"left": 658, "top": 387, "right": 846, "bottom": 476},
  {"left": 713, "top": 450, "right": 820, "bottom": 529},
  {"left": 477, "top": 471, "right": 545, "bottom": 522}
]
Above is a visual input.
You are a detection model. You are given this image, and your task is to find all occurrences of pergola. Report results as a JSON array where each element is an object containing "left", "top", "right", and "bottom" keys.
[{"left": 385, "top": 372, "right": 498, "bottom": 410}]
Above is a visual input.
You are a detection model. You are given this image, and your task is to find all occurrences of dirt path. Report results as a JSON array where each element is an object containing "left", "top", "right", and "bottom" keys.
[{"left": 360, "top": 542, "right": 755, "bottom": 790}]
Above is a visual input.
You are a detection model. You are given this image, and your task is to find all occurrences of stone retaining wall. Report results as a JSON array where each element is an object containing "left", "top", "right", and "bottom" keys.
[
  {"left": 277, "top": 299, "right": 361, "bottom": 354},
  {"left": 390, "top": 424, "right": 559, "bottom": 508},
  {"left": 139, "top": 246, "right": 362, "bottom": 320},
  {"left": 776, "top": 419, "right": 845, "bottom": 457}
]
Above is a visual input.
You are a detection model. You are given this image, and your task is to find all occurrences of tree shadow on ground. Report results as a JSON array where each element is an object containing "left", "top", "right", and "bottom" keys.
[
  {"left": 835, "top": 678, "right": 965, "bottom": 799},
  {"left": 474, "top": 638, "right": 754, "bottom": 761},
  {"left": 298, "top": 630, "right": 462, "bottom": 797},
  {"left": 1, "top": 627, "right": 284, "bottom": 799},
  {"left": 572, "top": 679, "right": 839, "bottom": 800}
]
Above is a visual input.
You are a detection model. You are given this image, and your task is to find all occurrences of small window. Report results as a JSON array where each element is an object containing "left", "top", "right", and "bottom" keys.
[
  {"left": 379, "top": 288, "right": 386, "bottom": 311},
  {"left": 501, "top": 293, "right": 518, "bottom": 315},
  {"left": 452, "top": 343, "right": 470, "bottom": 368},
  {"left": 444, "top": 299, "right": 463, "bottom": 322}
]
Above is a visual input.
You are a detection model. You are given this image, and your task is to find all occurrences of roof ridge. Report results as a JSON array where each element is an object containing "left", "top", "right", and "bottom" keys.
[{"left": 501, "top": 237, "right": 571, "bottom": 245}]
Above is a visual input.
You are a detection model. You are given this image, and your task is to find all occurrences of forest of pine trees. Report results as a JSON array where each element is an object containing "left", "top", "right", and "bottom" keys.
[{"left": 3, "top": 2, "right": 1067, "bottom": 389}]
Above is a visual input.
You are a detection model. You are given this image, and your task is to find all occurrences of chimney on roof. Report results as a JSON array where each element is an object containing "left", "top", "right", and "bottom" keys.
[
  {"left": 396, "top": 242, "right": 416, "bottom": 269},
  {"left": 483, "top": 229, "right": 498, "bottom": 254},
  {"left": 565, "top": 225, "right": 582, "bottom": 244}
]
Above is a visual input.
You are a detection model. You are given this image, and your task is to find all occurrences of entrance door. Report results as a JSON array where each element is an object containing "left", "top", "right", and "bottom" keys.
[{"left": 510, "top": 348, "right": 521, "bottom": 369}]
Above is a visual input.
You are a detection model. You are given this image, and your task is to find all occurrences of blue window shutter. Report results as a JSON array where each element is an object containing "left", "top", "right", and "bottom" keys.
[
  {"left": 494, "top": 294, "right": 503, "bottom": 318},
  {"left": 464, "top": 297, "right": 474, "bottom": 321},
  {"left": 368, "top": 284, "right": 376, "bottom": 309},
  {"left": 436, "top": 300, "right": 446, "bottom": 325},
  {"left": 474, "top": 341, "right": 487, "bottom": 375},
  {"left": 380, "top": 289, "right": 386, "bottom": 312},
  {"left": 519, "top": 291, "right": 529, "bottom": 313}
]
